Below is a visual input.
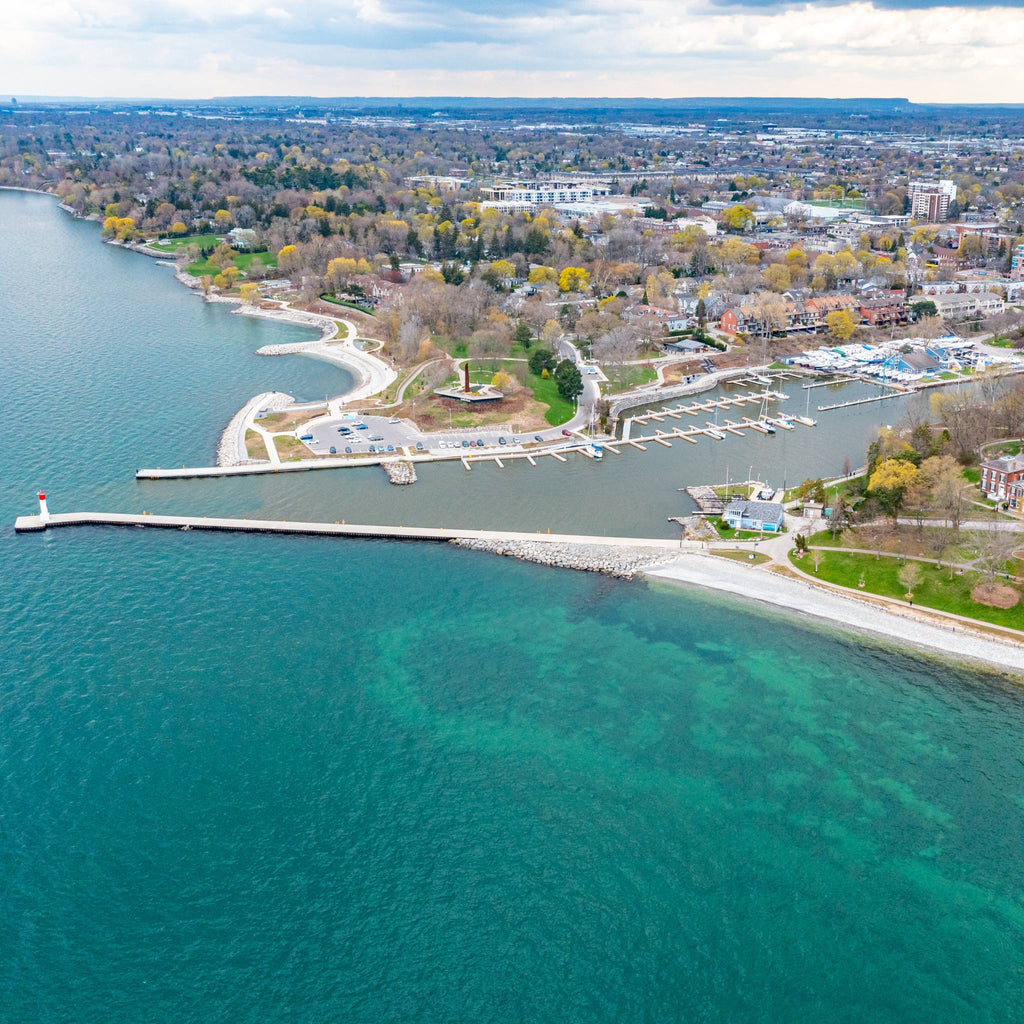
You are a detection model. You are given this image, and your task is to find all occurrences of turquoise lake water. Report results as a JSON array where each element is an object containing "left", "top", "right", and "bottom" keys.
[{"left": 2, "top": 191, "right": 1024, "bottom": 1022}]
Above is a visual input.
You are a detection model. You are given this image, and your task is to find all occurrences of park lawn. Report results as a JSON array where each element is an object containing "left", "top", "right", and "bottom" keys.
[
  {"left": 789, "top": 548, "right": 1024, "bottom": 630},
  {"left": 527, "top": 371, "right": 575, "bottom": 425},
  {"left": 320, "top": 293, "right": 375, "bottom": 315},
  {"left": 148, "top": 233, "right": 221, "bottom": 252},
  {"left": 187, "top": 251, "right": 276, "bottom": 277},
  {"left": 244, "top": 429, "right": 268, "bottom": 461},
  {"left": 709, "top": 550, "right": 772, "bottom": 565},
  {"left": 603, "top": 365, "right": 658, "bottom": 390},
  {"left": 257, "top": 411, "right": 311, "bottom": 432},
  {"left": 274, "top": 434, "right": 318, "bottom": 461},
  {"left": 460, "top": 360, "right": 575, "bottom": 425},
  {"left": 710, "top": 518, "right": 778, "bottom": 540},
  {"left": 806, "top": 525, "right": 986, "bottom": 561}
]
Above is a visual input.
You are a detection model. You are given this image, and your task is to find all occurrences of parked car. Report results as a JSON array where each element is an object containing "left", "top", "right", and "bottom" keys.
[
  {"left": 498, "top": 436, "right": 507, "bottom": 445},
  {"left": 512, "top": 436, "right": 521, "bottom": 444},
  {"left": 300, "top": 434, "right": 314, "bottom": 441},
  {"left": 388, "top": 417, "right": 401, "bottom": 424},
  {"left": 476, "top": 439, "right": 484, "bottom": 446},
  {"left": 355, "top": 422, "right": 368, "bottom": 430},
  {"left": 561, "top": 429, "right": 572, "bottom": 436},
  {"left": 462, "top": 440, "right": 470, "bottom": 448},
  {"left": 534, "top": 434, "right": 544, "bottom": 442},
  {"left": 368, "top": 445, "right": 376, "bottom": 453},
  {"left": 438, "top": 441, "right": 447, "bottom": 449},
  {"left": 338, "top": 426, "right": 352, "bottom": 434},
  {"left": 415, "top": 442, "right": 424, "bottom": 450},
  {"left": 385, "top": 445, "right": 395, "bottom": 453},
  {"left": 369, "top": 434, "right": 384, "bottom": 441},
  {"left": 344, "top": 446, "right": 352, "bottom": 454},
  {"left": 329, "top": 446, "right": 336, "bottom": 454}
]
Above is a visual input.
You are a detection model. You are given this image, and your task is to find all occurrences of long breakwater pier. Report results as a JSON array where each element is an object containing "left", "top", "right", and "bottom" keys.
[{"left": 12, "top": 509, "right": 681, "bottom": 551}]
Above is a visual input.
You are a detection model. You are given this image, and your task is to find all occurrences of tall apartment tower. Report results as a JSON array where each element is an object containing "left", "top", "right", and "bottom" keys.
[
  {"left": 908, "top": 179, "right": 957, "bottom": 221},
  {"left": 1011, "top": 244, "right": 1024, "bottom": 282}
]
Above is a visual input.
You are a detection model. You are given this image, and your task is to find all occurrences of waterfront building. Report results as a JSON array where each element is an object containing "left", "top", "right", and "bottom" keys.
[
  {"left": 722, "top": 498, "right": 785, "bottom": 532},
  {"left": 979, "top": 453, "right": 1024, "bottom": 504}
]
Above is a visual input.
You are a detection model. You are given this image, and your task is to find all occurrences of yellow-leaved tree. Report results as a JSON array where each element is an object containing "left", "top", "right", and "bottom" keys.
[
  {"left": 825, "top": 310, "right": 856, "bottom": 341},
  {"left": 868, "top": 458, "right": 920, "bottom": 520},
  {"left": 528, "top": 265, "right": 557, "bottom": 285},
  {"left": 558, "top": 266, "right": 590, "bottom": 293}
]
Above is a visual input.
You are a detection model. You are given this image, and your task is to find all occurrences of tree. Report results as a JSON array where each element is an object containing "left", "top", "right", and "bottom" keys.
[
  {"left": 558, "top": 266, "right": 590, "bottom": 293},
  {"left": 919, "top": 455, "right": 966, "bottom": 532},
  {"left": 528, "top": 347, "right": 557, "bottom": 375},
  {"left": 541, "top": 319, "right": 562, "bottom": 347},
  {"left": 528, "top": 265, "right": 557, "bottom": 285},
  {"left": 491, "top": 371, "right": 513, "bottom": 390},
  {"left": 971, "top": 524, "right": 1019, "bottom": 590},
  {"left": 911, "top": 300, "right": 938, "bottom": 319},
  {"left": 868, "top": 458, "right": 920, "bottom": 520},
  {"left": 170, "top": 221, "right": 187, "bottom": 235},
  {"left": 515, "top": 321, "right": 533, "bottom": 348},
  {"left": 825, "top": 309, "right": 856, "bottom": 341},
  {"left": 858, "top": 519, "right": 894, "bottom": 559},
  {"left": 214, "top": 209, "right": 232, "bottom": 227},
  {"left": 898, "top": 561, "right": 922, "bottom": 600},
  {"left": 762, "top": 263, "right": 791, "bottom": 292},
  {"left": 239, "top": 282, "right": 260, "bottom": 305},
  {"left": 554, "top": 358, "right": 583, "bottom": 401},
  {"left": 723, "top": 205, "right": 755, "bottom": 233},
  {"left": 796, "top": 477, "right": 827, "bottom": 504}
]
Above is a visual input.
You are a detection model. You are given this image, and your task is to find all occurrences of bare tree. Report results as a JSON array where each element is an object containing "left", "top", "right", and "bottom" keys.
[{"left": 971, "top": 524, "right": 1020, "bottom": 590}]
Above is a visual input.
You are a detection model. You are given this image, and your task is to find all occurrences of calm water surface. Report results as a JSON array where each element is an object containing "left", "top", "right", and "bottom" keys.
[{"left": 2, "top": 191, "right": 1023, "bottom": 1023}]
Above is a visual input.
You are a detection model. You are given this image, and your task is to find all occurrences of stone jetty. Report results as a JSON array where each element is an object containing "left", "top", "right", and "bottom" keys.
[
  {"left": 383, "top": 460, "right": 417, "bottom": 485},
  {"left": 450, "top": 538, "right": 674, "bottom": 578}
]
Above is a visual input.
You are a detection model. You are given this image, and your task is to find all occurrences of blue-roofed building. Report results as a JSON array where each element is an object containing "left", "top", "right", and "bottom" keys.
[{"left": 722, "top": 498, "right": 785, "bottom": 532}]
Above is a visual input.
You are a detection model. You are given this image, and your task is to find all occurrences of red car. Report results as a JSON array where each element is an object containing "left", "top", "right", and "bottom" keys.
[{"left": 561, "top": 429, "right": 572, "bottom": 436}]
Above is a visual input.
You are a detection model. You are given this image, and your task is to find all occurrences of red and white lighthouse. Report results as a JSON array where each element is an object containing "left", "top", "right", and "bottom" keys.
[{"left": 38, "top": 491, "right": 49, "bottom": 520}]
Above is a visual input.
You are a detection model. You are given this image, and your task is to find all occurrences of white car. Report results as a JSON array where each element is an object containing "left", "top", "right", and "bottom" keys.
[
  {"left": 388, "top": 417, "right": 401, "bottom": 424},
  {"left": 438, "top": 441, "right": 447, "bottom": 449}
]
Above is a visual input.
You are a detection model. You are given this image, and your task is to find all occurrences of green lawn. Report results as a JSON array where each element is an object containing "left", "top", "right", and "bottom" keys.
[
  {"left": 709, "top": 550, "right": 772, "bottom": 565},
  {"left": 320, "top": 294, "right": 375, "bottom": 315},
  {"left": 148, "top": 233, "right": 221, "bottom": 252},
  {"left": 527, "top": 371, "right": 575, "bottom": 425},
  {"left": 187, "top": 251, "right": 276, "bottom": 277},
  {"left": 710, "top": 518, "right": 779, "bottom": 540},
  {"left": 602, "top": 365, "right": 658, "bottom": 391},
  {"left": 789, "top": 548, "right": 1024, "bottom": 630}
]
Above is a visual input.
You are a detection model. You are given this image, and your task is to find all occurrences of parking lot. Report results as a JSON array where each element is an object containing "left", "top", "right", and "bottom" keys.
[{"left": 300, "top": 414, "right": 563, "bottom": 456}]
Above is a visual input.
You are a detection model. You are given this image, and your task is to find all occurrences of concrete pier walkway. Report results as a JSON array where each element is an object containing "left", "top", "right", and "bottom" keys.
[{"left": 13, "top": 511, "right": 682, "bottom": 549}]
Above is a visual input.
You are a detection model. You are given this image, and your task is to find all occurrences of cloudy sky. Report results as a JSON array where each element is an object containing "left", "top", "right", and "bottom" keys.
[{"left": 3, "top": 0, "right": 1023, "bottom": 103}]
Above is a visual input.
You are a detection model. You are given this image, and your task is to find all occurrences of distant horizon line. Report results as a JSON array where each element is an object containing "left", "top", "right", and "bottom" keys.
[{"left": 7, "top": 94, "right": 1024, "bottom": 111}]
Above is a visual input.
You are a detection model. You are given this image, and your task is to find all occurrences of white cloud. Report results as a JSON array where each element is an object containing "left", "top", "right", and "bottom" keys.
[{"left": 1, "top": 0, "right": 1023, "bottom": 101}]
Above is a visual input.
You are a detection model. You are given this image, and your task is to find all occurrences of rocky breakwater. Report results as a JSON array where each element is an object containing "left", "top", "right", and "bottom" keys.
[
  {"left": 383, "top": 460, "right": 417, "bottom": 485},
  {"left": 450, "top": 539, "right": 674, "bottom": 579},
  {"left": 217, "top": 391, "right": 293, "bottom": 467}
]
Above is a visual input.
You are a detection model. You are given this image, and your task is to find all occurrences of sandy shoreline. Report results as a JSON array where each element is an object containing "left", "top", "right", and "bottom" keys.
[{"left": 646, "top": 554, "right": 1024, "bottom": 676}]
